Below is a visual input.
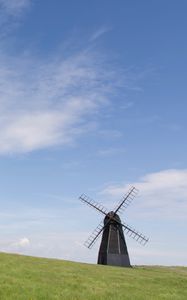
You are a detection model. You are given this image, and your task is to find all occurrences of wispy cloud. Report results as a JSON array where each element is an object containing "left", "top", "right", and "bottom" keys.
[
  {"left": 98, "top": 129, "right": 123, "bottom": 139},
  {"left": 101, "top": 169, "right": 187, "bottom": 219},
  {"left": 0, "top": 46, "right": 123, "bottom": 155},
  {"left": 0, "top": 0, "right": 31, "bottom": 15},
  {"left": 0, "top": 10, "right": 150, "bottom": 156},
  {"left": 97, "top": 147, "right": 126, "bottom": 157},
  {"left": 0, "top": 0, "right": 31, "bottom": 39},
  {"left": 90, "top": 26, "right": 111, "bottom": 42}
]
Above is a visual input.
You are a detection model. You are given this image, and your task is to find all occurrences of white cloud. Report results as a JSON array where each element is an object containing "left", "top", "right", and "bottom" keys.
[
  {"left": 0, "top": 232, "right": 97, "bottom": 263},
  {"left": 0, "top": 47, "right": 121, "bottom": 154},
  {"left": 13, "top": 237, "right": 30, "bottom": 248},
  {"left": 0, "top": 0, "right": 31, "bottom": 15},
  {"left": 101, "top": 169, "right": 187, "bottom": 219},
  {"left": 0, "top": 10, "right": 147, "bottom": 155}
]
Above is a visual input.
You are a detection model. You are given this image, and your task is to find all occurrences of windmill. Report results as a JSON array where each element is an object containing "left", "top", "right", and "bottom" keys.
[{"left": 79, "top": 186, "right": 149, "bottom": 267}]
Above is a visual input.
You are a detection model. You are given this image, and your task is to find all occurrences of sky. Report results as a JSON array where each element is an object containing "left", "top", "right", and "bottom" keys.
[{"left": 0, "top": 0, "right": 187, "bottom": 266}]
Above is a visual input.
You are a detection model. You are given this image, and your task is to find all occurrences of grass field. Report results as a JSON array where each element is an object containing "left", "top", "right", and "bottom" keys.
[{"left": 0, "top": 252, "right": 186, "bottom": 299}]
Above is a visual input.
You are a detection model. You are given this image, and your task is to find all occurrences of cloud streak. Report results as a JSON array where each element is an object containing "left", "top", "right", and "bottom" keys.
[
  {"left": 101, "top": 169, "right": 187, "bottom": 219},
  {"left": 0, "top": 47, "right": 122, "bottom": 154},
  {"left": 0, "top": 5, "right": 148, "bottom": 156},
  {"left": 90, "top": 26, "right": 112, "bottom": 42},
  {"left": 0, "top": 0, "right": 31, "bottom": 15}
]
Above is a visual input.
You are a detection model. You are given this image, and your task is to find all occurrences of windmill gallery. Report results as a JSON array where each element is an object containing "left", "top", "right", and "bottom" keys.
[{"left": 79, "top": 186, "right": 149, "bottom": 267}]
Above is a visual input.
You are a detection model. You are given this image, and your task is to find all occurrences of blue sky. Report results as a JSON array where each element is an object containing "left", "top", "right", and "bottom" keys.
[{"left": 0, "top": 0, "right": 187, "bottom": 265}]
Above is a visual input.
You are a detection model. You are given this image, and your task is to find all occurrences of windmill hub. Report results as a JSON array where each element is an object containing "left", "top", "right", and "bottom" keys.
[{"left": 105, "top": 211, "right": 120, "bottom": 224}]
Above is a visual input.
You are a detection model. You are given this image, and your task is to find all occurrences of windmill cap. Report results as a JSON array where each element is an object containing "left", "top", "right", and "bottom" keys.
[{"left": 104, "top": 211, "right": 121, "bottom": 223}]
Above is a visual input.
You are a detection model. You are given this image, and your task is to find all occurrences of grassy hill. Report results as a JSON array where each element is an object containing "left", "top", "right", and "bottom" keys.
[{"left": 0, "top": 253, "right": 186, "bottom": 299}]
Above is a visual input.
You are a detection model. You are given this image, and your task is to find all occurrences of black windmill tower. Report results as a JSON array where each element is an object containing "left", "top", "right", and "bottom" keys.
[{"left": 79, "top": 186, "right": 149, "bottom": 267}]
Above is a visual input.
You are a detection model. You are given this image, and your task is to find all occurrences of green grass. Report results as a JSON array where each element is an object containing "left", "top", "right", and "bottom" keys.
[{"left": 0, "top": 253, "right": 186, "bottom": 299}]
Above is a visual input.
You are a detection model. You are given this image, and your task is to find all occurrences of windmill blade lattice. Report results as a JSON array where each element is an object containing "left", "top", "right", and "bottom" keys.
[
  {"left": 79, "top": 194, "right": 108, "bottom": 216},
  {"left": 113, "top": 186, "right": 138, "bottom": 215},
  {"left": 122, "top": 221, "right": 149, "bottom": 245},
  {"left": 84, "top": 221, "right": 104, "bottom": 249}
]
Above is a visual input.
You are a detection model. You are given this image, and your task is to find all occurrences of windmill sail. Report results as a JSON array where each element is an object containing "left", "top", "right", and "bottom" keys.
[
  {"left": 84, "top": 221, "right": 104, "bottom": 249},
  {"left": 79, "top": 194, "right": 107, "bottom": 216},
  {"left": 122, "top": 222, "right": 149, "bottom": 245},
  {"left": 113, "top": 186, "right": 138, "bottom": 215}
]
